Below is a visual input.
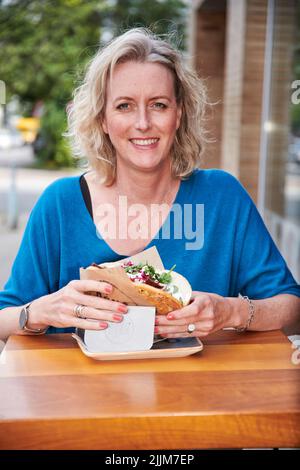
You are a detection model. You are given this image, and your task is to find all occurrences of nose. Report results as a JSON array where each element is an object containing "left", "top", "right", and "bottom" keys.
[{"left": 134, "top": 106, "right": 150, "bottom": 131}]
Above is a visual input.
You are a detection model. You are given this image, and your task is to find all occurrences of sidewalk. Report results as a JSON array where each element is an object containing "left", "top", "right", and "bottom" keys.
[
  {"left": 0, "top": 212, "right": 29, "bottom": 290},
  {"left": 0, "top": 166, "right": 81, "bottom": 289}
]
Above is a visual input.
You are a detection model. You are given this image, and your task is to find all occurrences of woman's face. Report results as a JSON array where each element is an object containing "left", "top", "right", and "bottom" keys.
[{"left": 102, "top": 61, "right": 182, "bottom": 173}]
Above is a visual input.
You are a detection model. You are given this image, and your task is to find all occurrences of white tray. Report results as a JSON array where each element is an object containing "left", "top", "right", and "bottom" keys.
[{"left": 72, "top": 333, "right": 203, "bottom": 361}]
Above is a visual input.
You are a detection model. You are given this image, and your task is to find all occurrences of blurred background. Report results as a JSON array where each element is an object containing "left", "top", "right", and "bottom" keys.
[{"left": 0, "top": 0, "right": 299, "bottom": 292}]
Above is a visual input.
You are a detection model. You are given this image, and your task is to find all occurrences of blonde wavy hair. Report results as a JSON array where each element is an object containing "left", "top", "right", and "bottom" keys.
[{"left": 67, "top": 28, "right": 209, "bottom": 185}]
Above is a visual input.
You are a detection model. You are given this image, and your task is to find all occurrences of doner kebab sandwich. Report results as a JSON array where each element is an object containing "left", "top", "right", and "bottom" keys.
[{"left": 82, "top": 261, "right": 192, "bottom": 315}]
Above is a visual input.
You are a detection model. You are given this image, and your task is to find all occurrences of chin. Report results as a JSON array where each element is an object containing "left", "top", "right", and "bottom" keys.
[
  {"left": 131, "top": 163, "right": 164, "bottom": 174},
  {"left": 129, "top": 155, "right": 169, "bottom": 172}
]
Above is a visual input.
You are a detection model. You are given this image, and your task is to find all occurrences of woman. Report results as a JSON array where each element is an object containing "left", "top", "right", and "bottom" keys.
[{"left": 0, "top": 28, "right": 299, "bottom": 341}]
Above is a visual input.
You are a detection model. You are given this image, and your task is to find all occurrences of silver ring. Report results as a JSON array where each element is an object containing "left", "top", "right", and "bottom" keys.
[
  {"left": 187, "top": 323, "right": 196, "bottom": 334},
  {"left": 74, "top": 304, "right": 86, "bottom": 319}
]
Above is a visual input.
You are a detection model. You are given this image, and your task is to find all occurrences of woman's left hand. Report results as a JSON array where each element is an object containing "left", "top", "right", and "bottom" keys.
[{"left": 155, "top": 291, "right": 232, "bottom": 338}]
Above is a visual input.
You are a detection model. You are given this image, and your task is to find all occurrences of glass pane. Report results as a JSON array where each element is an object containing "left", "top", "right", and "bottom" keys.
[{"left": 264, "top": 0, "right": 300, "bottom": 282}]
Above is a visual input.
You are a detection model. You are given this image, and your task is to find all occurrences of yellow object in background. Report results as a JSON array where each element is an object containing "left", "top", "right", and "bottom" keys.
[{"left": 16, "top": 117, "right": 40, "bottom": 143}]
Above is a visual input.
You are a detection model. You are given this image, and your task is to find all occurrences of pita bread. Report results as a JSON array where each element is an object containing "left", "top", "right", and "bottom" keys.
[{"left": 132, "top": 283, "right": 182, "bottom": 314}]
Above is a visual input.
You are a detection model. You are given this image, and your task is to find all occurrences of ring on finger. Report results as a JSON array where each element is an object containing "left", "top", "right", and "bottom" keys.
[
  {"left": 187, "top": 323, "right": 196, "bottom": 334},
  {"left": 74, "top": 304, "right": 86, "bottom": 319}
]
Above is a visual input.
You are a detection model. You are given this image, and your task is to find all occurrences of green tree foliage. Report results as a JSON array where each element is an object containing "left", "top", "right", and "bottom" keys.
[
  {"left": 0, "top": 0, "right": 187, "bottom": 167},
  {"left": 0, "top": 0, "right": 105, "bottom": 167},
  {"left": 0, "top": 0, "right": 104, "bottom": 106},
  {"left": 106, "top": 0, "right": 187, "bottom": 47}
]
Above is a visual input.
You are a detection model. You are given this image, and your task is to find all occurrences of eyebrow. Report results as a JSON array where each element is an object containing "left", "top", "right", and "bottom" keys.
[{"left": 113, "top": 95, "right": 172, "bottom": 104}]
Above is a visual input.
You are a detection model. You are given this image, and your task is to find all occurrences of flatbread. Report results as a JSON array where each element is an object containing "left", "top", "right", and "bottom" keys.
[{"left": 132, "top": 283, "right": 182, "bottom": 314}]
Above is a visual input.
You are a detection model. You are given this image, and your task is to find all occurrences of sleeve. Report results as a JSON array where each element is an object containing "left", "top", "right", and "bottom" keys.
[
  {"left": 236, "top": 201, "right": 300, "bottom": 299},
  {"left": 0, "top": 185, "right": 61, "bottom": 309}
]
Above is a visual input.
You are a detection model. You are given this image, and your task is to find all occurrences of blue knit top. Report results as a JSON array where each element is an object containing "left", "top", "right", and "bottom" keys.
[{"left": 1, "top": 169, "right": 299, "bottom": 333}]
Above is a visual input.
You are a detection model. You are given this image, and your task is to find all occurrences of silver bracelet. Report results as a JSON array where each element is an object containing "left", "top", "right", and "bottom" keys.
[{"left": 235, "top": 296, "right": 255, "bottom": 332}]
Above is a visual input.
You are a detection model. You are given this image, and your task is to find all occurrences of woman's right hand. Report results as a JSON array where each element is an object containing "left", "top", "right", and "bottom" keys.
[{"left": 27, "top": 280, "right": 128, "bottom": 330}]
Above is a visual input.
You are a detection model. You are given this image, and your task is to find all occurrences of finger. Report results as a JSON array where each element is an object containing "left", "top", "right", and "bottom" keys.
[
  {"left": 70, "top": 279, "right": 114, "bottom": 295},
  {"left": 72, "top": 317, "right": 109, "bottom": 331},
  {"left": 72, "top": 305, "right": 125, "bottom": 323},
  {"left": 74, "top": 292, "right": 128, "bottom": 314},
  {"left": 156, "top": 320, "right": 213, "bottom": 336},
  {"left": 156, "top": 314, "right": 199, "bottom": 327},
  {"left": 166, "top": 296, "right": 210, "bottom": 320}
]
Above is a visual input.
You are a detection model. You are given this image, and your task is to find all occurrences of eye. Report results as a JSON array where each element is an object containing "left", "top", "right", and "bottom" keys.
[
  {"left": 152, "top": 102, "right": 167, "bottom": 109},
  {"left": 116, "top": 103, "right": 130, "bottom": 111}
]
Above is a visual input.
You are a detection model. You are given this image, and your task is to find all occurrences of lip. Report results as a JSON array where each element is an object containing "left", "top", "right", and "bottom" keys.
[
  {"left": 129, "top": 137, "right": 160, "bottom": 150},
  {"left": 130, "top": 137, "right": 159, "bottom": 140}
]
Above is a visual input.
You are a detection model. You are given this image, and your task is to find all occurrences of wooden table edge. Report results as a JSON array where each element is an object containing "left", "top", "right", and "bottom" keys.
[{"left": 1, "top": 411, "right": 299, "bottom": 450}]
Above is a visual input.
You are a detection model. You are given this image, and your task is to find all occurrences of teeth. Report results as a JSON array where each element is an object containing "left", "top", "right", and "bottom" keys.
[{"left": 131, "top": 138, "right": 159, "bottom": 146}]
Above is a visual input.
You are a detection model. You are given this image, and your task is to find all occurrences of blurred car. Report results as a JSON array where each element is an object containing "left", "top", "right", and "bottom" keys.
[
  {"left": 15, "top": 117, "right": 40, "bottom": 144},
  {"left": 0, "top": 127, "right": 24, "bottom": 149},
  {"left": 289, "top": 144, "right": 300, "bottom": 164},
  {"left": 32, "top": 130, "right": 47, "bottom": 155},
  {"left": 288, "top": 135, "right": 300, "bottom": 164}
]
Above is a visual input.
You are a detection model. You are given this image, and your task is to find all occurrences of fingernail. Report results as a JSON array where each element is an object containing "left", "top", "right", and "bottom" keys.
[
  {"left": 118, "top": 305, "right": 128, "bottom": 313},
  {"left": 113, "top": 314, "right": 123, "bottom": 322},
  {"left": 167, "top": 313, "right": 174, "bottom": 320},
  {"left": 105, "top": 285, "right": 113, "bottom": 293},
  {"left": 154, "top": 326, "right": 159, "bottom": 333},
  {"left": 100, "top": 322, "right": 108, "bottom": 328}
]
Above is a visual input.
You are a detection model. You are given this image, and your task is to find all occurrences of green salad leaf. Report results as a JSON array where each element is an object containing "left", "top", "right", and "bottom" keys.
[
  {"left": 123, "top": 262, "right": 176, "bottom": 285},
  {"left": 157, "top": 264, "right": 176, "bottom": 284}
]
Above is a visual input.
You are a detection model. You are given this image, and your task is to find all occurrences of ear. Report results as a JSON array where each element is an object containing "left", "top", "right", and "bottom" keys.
[
  {"left": 176, "top": 104, "right": 182, "bottom": 130},
  {"left": 102, "top": 116, "right": 108, "bottom": 134}
]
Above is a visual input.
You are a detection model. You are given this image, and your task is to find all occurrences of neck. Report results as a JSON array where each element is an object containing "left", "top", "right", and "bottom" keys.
[{"left": 114, "top": 165, "right": 179, "bottom": 206}]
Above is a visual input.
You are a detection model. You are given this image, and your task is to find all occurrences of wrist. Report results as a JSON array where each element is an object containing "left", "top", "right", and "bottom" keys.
[
  {"left": 26, "top": 299, "right": 48, "bottom": 331},
  {"left": 226, "top": 296, "right": 249, "bottom": 329}
]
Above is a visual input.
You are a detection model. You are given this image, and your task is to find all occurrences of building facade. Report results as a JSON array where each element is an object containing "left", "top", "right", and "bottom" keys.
[{"left": 190, "top": 0, "right": 300, "bottom": 282}]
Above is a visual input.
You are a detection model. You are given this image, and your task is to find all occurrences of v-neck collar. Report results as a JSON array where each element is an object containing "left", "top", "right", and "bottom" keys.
[{"left": 76, "top": 173, "right": 186, "bottom": 258}]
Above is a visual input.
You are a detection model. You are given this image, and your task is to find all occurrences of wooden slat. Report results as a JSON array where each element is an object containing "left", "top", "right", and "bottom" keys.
[
  {"left": 1, "top": 369, "right": 299, "bottom": 420},
  {"left": 0, "top": 341, "right": 297, "bottom": 378},
  {"left": 4, "top": 333, "right": 77, "bottom": 351},
  {"left": 0, "top": 413, "right": 299, "bottom": 450},
  {"left": 203, "top": 329, "right": 287, "bottom": 344}
]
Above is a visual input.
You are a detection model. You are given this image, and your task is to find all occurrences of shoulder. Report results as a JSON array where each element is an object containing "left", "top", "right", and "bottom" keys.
[
  {"left": 42, "top": 174, "right": 81, "bottom": 197},
  {"left": 190, "top": 168, "right": 250, "bottom": 197},
  {"left": 191, "top": 168, "right": 239, "bottom": 185},
  {"left": 26, "top": 174, "right": 82, "bottom": 226},
  {"left": 35, "top": 174, "right": 81, "bottom": 208}
]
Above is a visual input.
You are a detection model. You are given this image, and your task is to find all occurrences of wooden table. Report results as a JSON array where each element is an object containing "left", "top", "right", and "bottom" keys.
[{"left": 0, "top": 330, "right": 299, "bottom": 450}]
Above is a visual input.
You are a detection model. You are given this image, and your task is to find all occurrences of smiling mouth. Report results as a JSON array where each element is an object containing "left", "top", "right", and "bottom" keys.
[{"left": 130, "top": 138, "right": 159, "bottom": 146}]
